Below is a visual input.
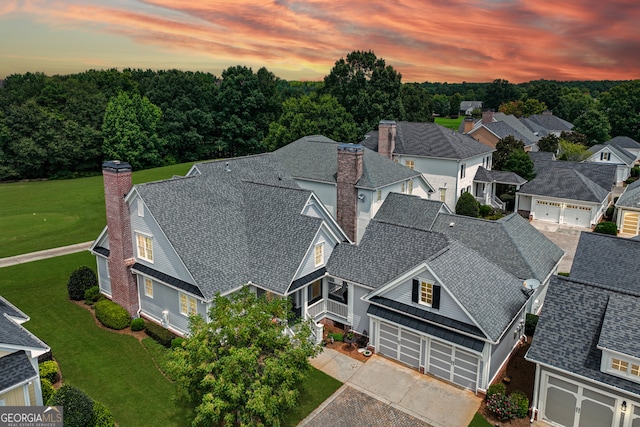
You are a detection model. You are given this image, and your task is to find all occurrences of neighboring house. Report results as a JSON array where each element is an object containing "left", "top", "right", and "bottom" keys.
[
  {"left": 464, "top": 112, "right": 541, "bottom": 151},
  {"left": 516, "top": 160, "right": 616, "bottom": 228},
  {"left": 324, "top": 193, "right": 562, "bottom": 393},
  {"left": 362, "top": 120, "right": 496, "bottom": 211},
  {"left": 616, "top": 179, "right": 640, "bottom": 236},
  {"left": 607, "top": 136, "right": 640, "bottom": 164},
  {"left": 586, "top": 144, "right": 635, "bottom": 184},
  {"left": 272, "top": 135, "right": 433, "bottom": 243},
  {"left": 459, "top": 101, "right": 483, "bottom": 116},
  {"left": 0, "top": 296, "right": 49, "bottom": 406},
  {"left": 91, "top": 157, "right": 349, "bottom": 338},
  {"left": 526, "top": 233, "right": 640, "bottom": 427},
  {"left": 522, "top": 111, "right": 574, "bottom": 136}
]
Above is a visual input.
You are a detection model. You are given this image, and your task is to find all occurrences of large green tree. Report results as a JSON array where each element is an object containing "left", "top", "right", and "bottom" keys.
[
  {"left": 484, "top": 79, "right": 521, "bottom": 111},
  {"left": 598, "top": 80, "right": 640, "bottom": 140},
  {"left": 558, "top": 139, "right": 590, "bottom": 161},
  {"left": 323, "top": 50, "right": 403, "bottom": 135},
  {"left": 399, "top": 83, "right": 434, "bottom": 122},
  {"left": 573, "top": 107, "right": 611, "bottom": 146},
  {"left": 503, "top": 149, "right": 535, "bottom": 180},
  {"left": 102, "top": 92, "right": 164, "bottom": 170},
  {"left": 170, "top": 288, "right": 321, "bottom": 427},
  {"left": 263, "top": 93, "right": 358, "bottom": 150},
  {"left": 493, "top": 135, "right": 525, "bottom": 170},
  {"left": 537, "top": 134, "right": 560, "bottom": 153},
  {"left": 555, "top": 88, "right": 594, "bottom": 123}
]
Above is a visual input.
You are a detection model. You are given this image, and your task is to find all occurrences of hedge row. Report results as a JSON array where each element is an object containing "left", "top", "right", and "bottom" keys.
[
  {"left": 144, "top": 322, "right": 177, "bottom": 348},
  {"left": 94, "top": 299, "right": 130, "bottom": 330}
]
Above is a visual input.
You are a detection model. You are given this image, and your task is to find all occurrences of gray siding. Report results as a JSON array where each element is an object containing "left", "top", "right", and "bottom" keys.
[
  {"left": 302, "top": 201, "right": 324, "bottom": 219},
  {"left": 295, "top": 180, "right": 336, "bottom": 215},
  {"left": 129, "top": 194, "right": 195, "bottom": 285},
  {"left": 96, "top": 257, "right": 111, "bottom": 296},
  {"left": 380, "top": 269, "right": 475, "bottom": 325},
  {"left": 295, "top": 226, "right": 337, "bottom": 280},
  {"left": 351, "top": 285, "right": 370, "bottom": 334},
  {"left": 489, "top": 306, "right": 526, "bottom": 381}
]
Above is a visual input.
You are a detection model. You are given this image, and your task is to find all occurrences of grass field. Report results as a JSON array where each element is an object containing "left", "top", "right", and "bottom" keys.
[
  {"left": 0, "top": 163, "right": 196, "bottom": 258},
  {"left": 435, "top": 116, "right": 465, "bottom": 130}
]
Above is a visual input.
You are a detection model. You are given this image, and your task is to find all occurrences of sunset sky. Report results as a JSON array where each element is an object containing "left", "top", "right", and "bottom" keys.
[{"left": 1, "top": 0, "right": 639, "bottom": 83}]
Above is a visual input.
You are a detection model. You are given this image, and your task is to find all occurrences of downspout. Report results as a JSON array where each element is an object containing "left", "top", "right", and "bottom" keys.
[{"left": 530, "top": 363, "right": 541, "bottom": 423}]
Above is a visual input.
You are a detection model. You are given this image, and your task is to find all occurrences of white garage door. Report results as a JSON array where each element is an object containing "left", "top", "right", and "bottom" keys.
[
  {"left": 428, "top": 340, "right": 479, "bottom": 391},
  {"left": 535, "top": 200, "right": 561, "bottom": 223},
  {"left": 563, "top": 204, "right": 592, "bottom": 228},
  {"left": 622, "top": 211, "right": 640, "bottom": 235},
  {"left": 377, "top": 322, "right": 421, "bottom": 368},
  {"left": 542, "top": 375, "right": 616, "bottom": 427}
]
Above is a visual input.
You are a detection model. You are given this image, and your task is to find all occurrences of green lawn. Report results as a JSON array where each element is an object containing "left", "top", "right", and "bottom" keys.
[
  {"left": 468, "top": 412, "right": 493, "bottom": 427},
  {"left": 284, "top": 368, "right": 342, "bottom": 426},
  {"left": 435, "top": 116, "right": 464, "bottom": 130},
  {"left": 0, "top": 163, "right": 196, "bottom": 258}
]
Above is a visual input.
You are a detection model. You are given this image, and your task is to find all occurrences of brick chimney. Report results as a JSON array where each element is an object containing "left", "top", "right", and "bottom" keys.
[
  {"left": 482, "top": 111, "right": 494, "bottom": 124},
  {"left": 102, "top": 160, "right": 139, "bottom": 316},
  {"left": 336, "top": 144, "right": 364, "bottom": 242},
  {"left": 463, "top": 117, "right": 475, "bottom": 134},
  {"left": 378, "top": 120, "right": 396, "bottom": 160}
]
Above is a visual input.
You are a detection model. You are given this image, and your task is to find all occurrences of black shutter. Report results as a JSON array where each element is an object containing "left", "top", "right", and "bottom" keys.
[
  {"left": 432, "top": 285, "right": 441, "bottom": 309},
  {"left": 412, "top": 279, "right": 419, "bottom": 303}
]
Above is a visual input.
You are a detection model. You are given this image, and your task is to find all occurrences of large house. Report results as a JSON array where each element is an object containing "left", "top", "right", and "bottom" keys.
[
  {"left": 272, "top": 135, "right": 433, "bottom": 243},
  {"left": 586, "top": 143, "right": 635, "bottom": 184},
  {"left": 0, "top": 296, "right": 49, "bottom": 406},
  {"left": 463, "top": 111, "right": 541, "bottom": 151},
  {"left": 361, "top": 121, "right": 497, "bottom": 211},
  {"left": 526, "top": 233, "right": 640, "bottom": 427}
]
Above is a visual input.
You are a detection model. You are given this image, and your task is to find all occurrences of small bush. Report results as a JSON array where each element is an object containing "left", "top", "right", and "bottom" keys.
[
  {"left": 486, "top": 382, "right": 506, "bottom": 399},
  {"left": 605, "top": 206, "right": 615, "bottom": 220},
  {"left": 50, "top": 385, "right": 94, "bottom": 427},
  {"left": 144, "top": 322, "right": 177, "bottom": 348},
  {"left": 171, "top": 337, "right": 185, "bottom": 349},
  {"left": 479, "top": 205, "right": 492, "bottom": 217},
  {"left": 94, "top": 299, "right": 130, "bottom": 330},
  {"left": 38, "top": 350, "right": 54, "bottom": 364},
  {"left": 525, "top": 313, "right": 539, "bottom": 336},
  {"left": 486, "top": 393, "right": 518, "bottom": 421},
  {"left": 594, "top": 221, "right": 618, "bottom": 236},
  {"left": 90, "top": 401, "right": 115, "bottom": 427},
  {"left": 130, "top": 317, "right": 145, "bottom": 332},
  {"left": 41, "top": 378, "right": 55, "bottom": 405},
  {"left": 510, "top": 390, "right": 529, "bottom": 418},
  {"left": 631, "top": 167, "right": 640, "bottom": 178},
  {"left": 626, "top": 176, "right": 639, "bottom": 185},
  {"left": 67, "top": 266, "right": 98, "bottom": 301},
  {"left": 39, "top": 360, "right": 60, "bottom": 384},
  {"left": 328, "top": 332, "right": 344, "bottom": 342},
  {"left": 84, "top": 286, "right": 101, "bottom": 304}
]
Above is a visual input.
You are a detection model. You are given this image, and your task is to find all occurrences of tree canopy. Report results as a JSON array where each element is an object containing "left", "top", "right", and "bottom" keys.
[
  {"left": 493, "top": 135, "right": 525, "bottom": 171},
  {"left": 558, "top": 139, "right": 590, "bottom": 162},
  {"left": 573, "top": 107, "right": 611, "bottom": 146},
  {"left": 537, "top": 134, "right": 560, "bottom": 153},
  {"left": 503, "top": 149, "right": 535, "bottom": 181},
  {"left": 170, "top": 288, "right": 321, "bottom": 427}
]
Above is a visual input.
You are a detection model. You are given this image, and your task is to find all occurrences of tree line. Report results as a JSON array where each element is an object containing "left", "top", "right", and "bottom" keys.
[{"left": 1, "top": 50, "right": 638, "bottom": 181}]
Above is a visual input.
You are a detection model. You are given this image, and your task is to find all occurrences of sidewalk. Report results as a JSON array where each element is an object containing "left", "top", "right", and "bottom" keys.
[{"left": 0, "top": 241, "right": 93, "bottom": 268}]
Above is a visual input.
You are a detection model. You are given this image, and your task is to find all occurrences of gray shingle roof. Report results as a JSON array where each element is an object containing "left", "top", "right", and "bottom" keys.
[
  {"left": 373, "top": 193, "right": 450, "bottom": 231},
  {"left": 431, "top": 213, "right": 563, "bottom": 282},
  {"left": 473, "top": 166, "right": 527, "bottom": 185},
  {"left": 616, "top": 178, "right": 640, "bottom": 208},
  {"left": 520, "top": 117, "right": 551, "bottom": 138},
  {"left": 0, "top": 296, "right": 28, "bottom": 320},
  {"left": 598, "top": 294, "right": 640, "bottom": 358},
  {"left": 527, "top": 113, "right": 574, "bottom": 132},
  {"left": 484, "top": 121, "right": 537, "bottom": 147},
  {"left": 0, "top": 314, "right": 48, "bottom": 351},
  {"left": 589, "top": 144, "right": 636, "bottom": 166},
  {"left": 570, "top": 232, "right": 640, "bottom": 292},
  {"left": 363, "top": 122, "right": 494, "bottom": 160},
  {"left": 272, "top": 135, "right": 421, "bottom": 189},
  {"left": 0, "top": 350, "right": 38, "bottom": 393},
  {"left": 136, "top": 155, "right": 326, "bottom": 298},
  {"left": 327, "top": 220, "right": 528, "bottom": 341},
  {"left": 607, "top": 136, "right": 640, "bottom": 150},
  {"left": 517, "top": 166, "right": 609, "bottom": 203},
  {"left": 526, "top": 275, "right": 640, "bottom": 397}
]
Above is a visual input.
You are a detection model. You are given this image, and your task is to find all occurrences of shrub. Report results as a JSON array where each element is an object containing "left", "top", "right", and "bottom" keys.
[
  {"left": 144, "top": 322, "right": 177, "bottom": 348},
  {"left": 41, "top": 378, "right": 55, "bottom": 405},
  {"left": 130, "top": 317, "right": 145, "bottom": 332},
  {"left": 510, "top": 390, "right": 529, "bottom": 418},
  {"left": 328, "top": 332, "right": 344, "bottom": 342},
  {"left": 171, "top": 337, "right": 185, "bottom": 349},
  {"left": 67, "top": 266, "right": 98, "bottom": 300},
  {"left": 479, "top": 205, "right": 492, "bottom": 217},
  {"left": 39, "top": 360, "right": 60, "bottom": 384},
  {"left": 456, "top": 192, "right": 480, "bottom": 217},
  {"left": 50, "top": 385, "right": 94, "bottom": 427},
  {"left": 525, "top": 313, "right": 539, "bottom": 336},
  {"left": 605, "top": 206, "right": 615, "bottom": 220},
  {"left": 38, "top": 350, "right": 54, "bottom": 364},
  {"left": 594, "top": 221, "right": 618, "bottom": 236},
  {"left": 632, "top": 167, "right": 640, "bottom": 178},
  {"left": 90, "top": 401, "right": 115, "bottom": 427},
  {"left": 84, "top": 286, "right": 101, "bottom": 304},
  {"left": 486, "top": 393, "right": 518, "bottom": 421},
  {"left": 94, "top": 299, "right": 130, "bottom": 330},
  {"left": 626, "top": 176, "right": 639, "bottom": 185},
  {"left": 486, "top": 382, "right": 506, "bottom": 399}
]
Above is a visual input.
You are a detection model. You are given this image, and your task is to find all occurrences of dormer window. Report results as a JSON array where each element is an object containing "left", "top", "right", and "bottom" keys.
[
  {"left": 314, "top": 242, "right": 324, "bottom": 267},
  {"left": 612, "top": 358, "right": 628, "bottom": 372},
  {"left": 412, "top": 279, "right": 441, "bottom": 309},
  {"left": 420, "top": 281, "right": 433, "bottom": 306},
  {"left": 136, "top": 233, "right": 153, "bottom": 262},
  {"left": 601, "top": 152, "right": 611, "bottom": 161},
  {"left": 405, "top": 160, "right": 415, "bottom": 170}
]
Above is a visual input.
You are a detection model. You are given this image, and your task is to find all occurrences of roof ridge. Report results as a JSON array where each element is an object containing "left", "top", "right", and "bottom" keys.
[{"left": 555, "top": 274, "right": 640, "bottom": 297}]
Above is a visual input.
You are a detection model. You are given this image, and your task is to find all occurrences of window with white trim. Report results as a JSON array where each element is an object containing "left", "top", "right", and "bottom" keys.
[
  {"left": 376, "top": 189, "right": 382, "bottom": 201},
  {"left": 439, "top": 188, "right": 446, "bottom": 202},
  {"left": 405, "top": 159, "right": 414, "bottom": 170},
  {"left": 179, "top": 293, "right": 197, "bottom": 316},
  {"left": 136, "top": 233, "right": 153, "bottom": 262},
  {"left": 314, "top": 242, "right": 324, "bottom": 267},
  {"left": 137, "top": 199, "right": 144, "bottom": 217},
  {"left": 401, "top": 182, "right": 406, "bottom": 193},
  {"left": 600, "top": 152, "right": 611, "bottom": 161},
  {"left": 632, "top": 364, "right": 640, "bottom": 377},
  {"left": 460, "top": 163, "right": 466, "bottom": 178},
  {"left": 144, "top": 277, "right": 153, "bottom": 298},
  {"left": 420, "top": 281, "right": 433, "bottom": 306},
  {"left": 612, "top": 358, "right": 628, "bottom": 372},
  {"left": 408, "top": 179, "right": 413, "bottom": 194}
]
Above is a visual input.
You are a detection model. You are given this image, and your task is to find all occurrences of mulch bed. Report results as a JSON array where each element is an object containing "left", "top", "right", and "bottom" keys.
[{"left": 322, "top": 324, "right": 371, "bottom": 363}]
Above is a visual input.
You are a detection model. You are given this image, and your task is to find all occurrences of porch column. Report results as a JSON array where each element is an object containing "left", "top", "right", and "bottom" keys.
[
  {"left": 301, "top": 287, "right": 308, "bottom": 317},
  {"left": 347, "top": 283, "right": 354, "bottom": 325}
]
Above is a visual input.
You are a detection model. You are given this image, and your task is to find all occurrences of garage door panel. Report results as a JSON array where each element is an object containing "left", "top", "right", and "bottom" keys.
[
  {"left": 454, "top": 359, "right": 477, "bottom": 374},
  {"left": 399, "top": 352, "right": 419, "bottom": 367},
  {"left": 577, "top": 399, "right": 614, "bottom": 427},
  {"left": 379, "top": 330, "right": 396, "bottom": 341},
  {"left": 429, "top": 356, "right": 451, "bottom": 371},
  {"left": 623, "top": 212, "right": 639, "bottom": 235},
  {"left": 429, "top": 364, "right": 451, "bottom": 380},
  {"left": 453, "top": 374, "right": 476, "bottom": 390},
  {"left": 379, "top": 336, "right": 397, "bottom": 349},
  {"left": 380, "top": 323, "right": 398, "bottom": 335},
  {"left": 431, "top": 341, "right": 452, "bottom": 355},
  {"left": 400, "top": 346, "right": 420, "bottom": 359},
  {"left": 400, "top": 338, "right": 420, "bottom": 352},
  {"left": 564, "top": 204, "right": 592, "bottom": 227},
  {"left": 535, "top": 200, "right": 561, "bottom": 222},
  {"left": 545, "top": 386, "right": 577, "bottom": 427}
]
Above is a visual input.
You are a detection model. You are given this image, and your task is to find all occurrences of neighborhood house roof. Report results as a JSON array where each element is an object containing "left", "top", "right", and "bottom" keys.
[
  {"left": 0, "top": 350, "right": 38, "bottom": 393},
  {"left": 607, "top": 135, "right": 640, "bottom": 150},
  {"left": 483, "top": 122, "right": 538, "bottom": 148},
  {"left": 272, "top": 135, "right": 423, "bottom": 189},
  {"left": 362, "top": 122, "right": 494, "bottom": 160},
  {"left": 373, "top": 193, "right": 449, "bottom": 231},
  {"left": 136, "top": 155, "right": 328, "bottom": 298},
  {"left": 589, "top": 144, "right": 635, "bottom": 166},
  {"left": 473, "top": 167, "right": 527, "bottom": 185},
  {"left": 517, "top": 165, "right": 610, "bottom": 203},
  {"left": 526, "top": 113, "right": 574, "bottom": 132},
  {"left": 0, "top": 297, "right": 49, "bottom": 351},
  {"left": 616, "top": 179, "right": 640, "bottom": 208}
]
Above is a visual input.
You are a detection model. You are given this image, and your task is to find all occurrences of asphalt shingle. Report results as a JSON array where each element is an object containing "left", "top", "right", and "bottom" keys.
[
  {"left": 0, "top": 350, "right": 38, "bottom": 393},
  {"left": 616, "top": 178, "right": 640, "bottom": 208}
]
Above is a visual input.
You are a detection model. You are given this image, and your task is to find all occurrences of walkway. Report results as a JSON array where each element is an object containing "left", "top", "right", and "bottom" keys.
[
  {"left": 529, "top": 221, "right": 589, "bottom": 273},
  {"left": 0, "top": 241, "right": 93, "bottom": 268},
  {"left": 304, "top": 349, "right": 481, "bottom": 427}
]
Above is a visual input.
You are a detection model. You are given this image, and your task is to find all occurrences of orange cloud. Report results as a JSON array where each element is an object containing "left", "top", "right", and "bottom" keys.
[{"left": 3, "top": 0, "right": 640, "bottom": 82}]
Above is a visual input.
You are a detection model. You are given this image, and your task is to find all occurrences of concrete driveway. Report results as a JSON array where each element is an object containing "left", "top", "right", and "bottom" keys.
[
  {"left": 305, "top": 349, "right": 481, "bottom": 427},
  {"left": 529, "top": 220, "right": 590, "bottom": 273}
]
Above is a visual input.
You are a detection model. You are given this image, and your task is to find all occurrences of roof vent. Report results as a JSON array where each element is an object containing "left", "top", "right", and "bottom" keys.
[
  {"left": 449, "top": 222, "right": 455, "bottom": 227},
  {"left": 225, "top": 162, "right": 230, "bottom": 172}
]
